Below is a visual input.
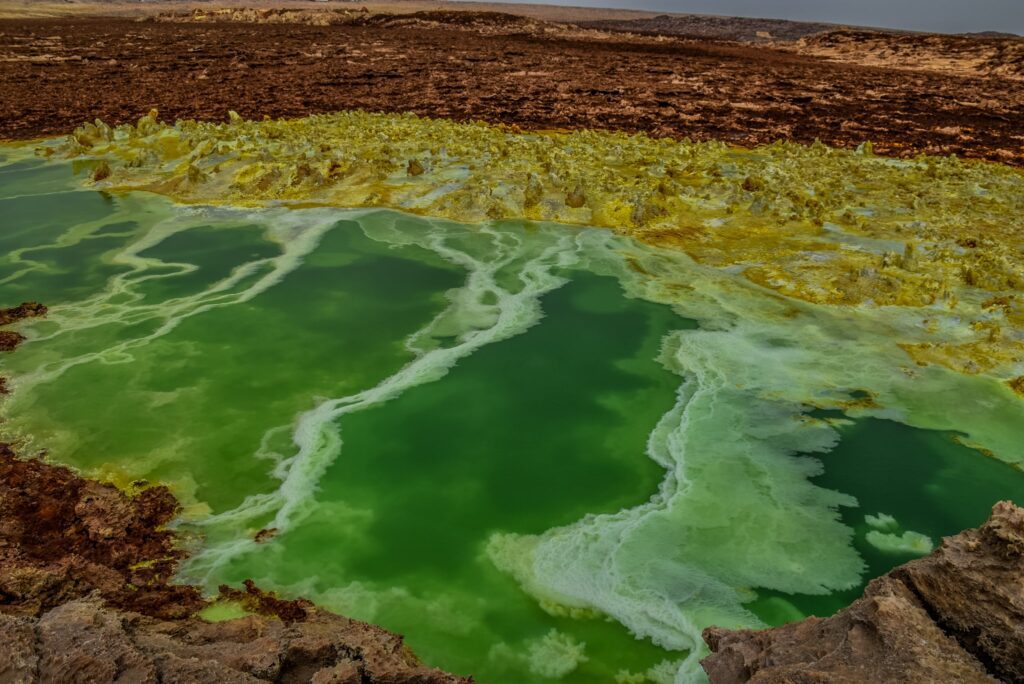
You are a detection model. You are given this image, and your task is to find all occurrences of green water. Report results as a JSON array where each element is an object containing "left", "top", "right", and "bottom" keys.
[
  {"left": 750, "top": 414, "right": 1024, "bottom": 624},
  {"left": 2, "top": 155, "right": 1023, "bottom": 683}
]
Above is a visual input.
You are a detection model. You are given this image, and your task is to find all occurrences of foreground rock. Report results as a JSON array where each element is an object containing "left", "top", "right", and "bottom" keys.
[
  {"left": 0, "top": 446, "right": 470, "bottom": 683},
  {"left": 701, "top": 501, "right": 1024, "bottom": 683}
]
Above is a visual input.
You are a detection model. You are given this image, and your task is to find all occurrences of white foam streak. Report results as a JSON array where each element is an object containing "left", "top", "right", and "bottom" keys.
[{"left": 487, "top": 235, "right": 1024, "bottom": 683}]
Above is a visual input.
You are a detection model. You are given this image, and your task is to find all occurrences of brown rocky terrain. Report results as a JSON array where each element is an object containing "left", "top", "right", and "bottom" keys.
[
  {"left": 0, "top": 0, "right": 657, "bottom": 22},
  {"left": 794, "top": 29, "right": 1024, "bottom": 81},
  {"left": 0, "top": 302, "right": 46, "bottom": 353},
  {"left": 701, "top": 501, "right": 1024, "bottom": 683},
  {"left": 0, "top": 444, "right": 471, "bottom": 683},
  {"left": 157, "top": 6, "right": 844, "bottom": 42},
  {"left": 1, "top": 13, "right": 1023, "bottom": 165},
  {"left": 148, "top": 6, "right": 595, "bottom": 35},
  {"left": 579, "top": 14, "right": 842, "bottom": 42}
]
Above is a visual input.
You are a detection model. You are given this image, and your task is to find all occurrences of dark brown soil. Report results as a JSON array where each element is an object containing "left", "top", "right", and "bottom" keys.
[
  {"left": 0, "top": 441, "right": 206, "bottom": 620},
  {"left": 1, "top": 17, "right": 1023, "bottom": 164},
  {"left": 0, "top": 444, "right": 470, "bottom": 683}
]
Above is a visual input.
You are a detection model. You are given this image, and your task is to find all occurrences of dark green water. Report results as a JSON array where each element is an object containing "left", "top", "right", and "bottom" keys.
[
  {"left": 2, "top": 154, "right": 1022, "bottom": 683},
  {"left": 751, "top": 414, "right": 1024, "bottom": 624}
]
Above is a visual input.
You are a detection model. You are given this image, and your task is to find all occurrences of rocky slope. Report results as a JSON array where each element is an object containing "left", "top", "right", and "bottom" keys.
[
  {"left": 701, "top": 501, "right": 1024, "bottom": 683},
  {"left": 0, "top": 445, "right": 471, "bottom": 683},
  {"left": 795, "top": 30, "right": 1024, "bottom": 81}
]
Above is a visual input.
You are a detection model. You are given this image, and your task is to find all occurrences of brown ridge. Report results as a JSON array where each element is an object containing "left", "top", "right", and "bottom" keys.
[{"left": 1, "top": 15, "right": 1022, "bottom": 165}]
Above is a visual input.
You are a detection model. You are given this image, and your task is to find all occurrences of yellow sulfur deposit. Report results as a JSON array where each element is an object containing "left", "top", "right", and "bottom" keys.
[{"left": 50, "top": 109, "right": 1024, "bottom": 379}]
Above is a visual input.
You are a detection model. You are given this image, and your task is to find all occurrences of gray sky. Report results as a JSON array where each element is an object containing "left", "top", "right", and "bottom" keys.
[{"left": 498, "top": 0, "right": 1024, "bottom": 34}]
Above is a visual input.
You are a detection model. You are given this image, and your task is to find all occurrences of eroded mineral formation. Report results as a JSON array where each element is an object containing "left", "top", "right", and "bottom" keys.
[
  {"left": 50, "top": 110, "right": 1024, "bottom": 386},
  {"left": 0, "top": 446, "right": 470, "bottom": 683},
  {"left": 701, "top": 500, "right": 1024, "bottom": 683}
]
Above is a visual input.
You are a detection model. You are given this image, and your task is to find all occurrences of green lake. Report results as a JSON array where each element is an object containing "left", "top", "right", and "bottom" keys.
[{"left": 2, "top": 154, "right": 1022, "bottom": 683}]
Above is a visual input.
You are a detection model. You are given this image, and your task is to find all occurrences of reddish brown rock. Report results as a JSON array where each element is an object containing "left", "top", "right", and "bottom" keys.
[
  {"left": 2, "top": 596, "right": 466, "bottom": 683},
  {"left": 891, "top": 501, "right": 1024, "bottom": 682},
  {"left": 0, "top": 446, "right": 470, "bottom": 682},
  {"left": 0, "top": 302, "right": 46, "bottom": 354},
  {"left": 0, "top": 443, "right": 204, "bottom": 620},
  {"left": 701, "top": 501, "right": 1024, "bottom": 683},
  {"left": 0, "top": 302, "right": 47, "bottom": 327},
  {"left": 0, "top": 330, "right": 26, "bottom": 353},
  {"left": 219, "top": 579, "right": 312, "bottom": 624},
  {"left": 702, "top": 576, "right": 997, "bottom": 683}
]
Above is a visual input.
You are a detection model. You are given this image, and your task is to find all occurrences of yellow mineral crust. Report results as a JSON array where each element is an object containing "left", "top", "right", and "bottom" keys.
[{"left": 50, "top": 110, "right": 1024, "bottom": 378}]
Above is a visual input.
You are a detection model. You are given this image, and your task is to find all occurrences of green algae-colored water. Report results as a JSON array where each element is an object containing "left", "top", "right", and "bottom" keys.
[{"left": 2, "top": 154, "right": 1024, "bottom": 683}]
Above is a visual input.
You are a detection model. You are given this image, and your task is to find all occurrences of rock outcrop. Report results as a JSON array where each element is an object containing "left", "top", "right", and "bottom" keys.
[
  {"left": 1, "top": 596, "right": 468, "bottom": 684},
  {"left": 0, "top": 446, "right": 470, "bottom": 683},
  {"left": 701, "top": 501, "right": 1024, "bottom": 683},
  {"left": 0, "top": 302, "right": 46, "bottom": 353},
  {"left": 0, "top": 302, "right": 47, "bottom": 327}
]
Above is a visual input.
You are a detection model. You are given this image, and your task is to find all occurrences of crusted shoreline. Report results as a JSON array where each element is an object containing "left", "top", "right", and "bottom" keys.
[
  {"left": 701, "top": 501, "right": 1024, "bottom": 683},
  {"left": 50, "top": 110, "right": 1024, "bottom": 384},
  {"left": 0, "top": 304, "right": 470, "bottom": 683}
]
